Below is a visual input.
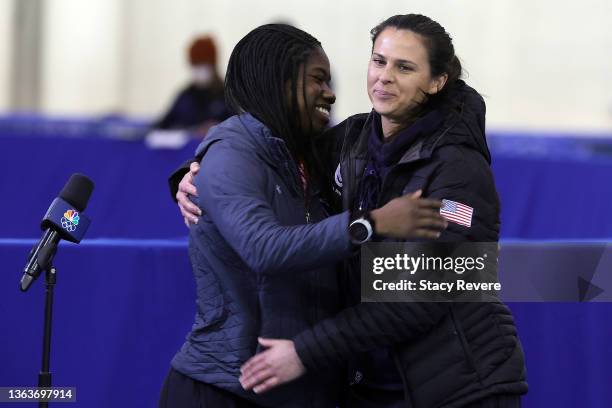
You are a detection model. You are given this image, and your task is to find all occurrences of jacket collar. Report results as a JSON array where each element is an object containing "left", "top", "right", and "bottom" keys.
[
  {"left": 237, "top": 114, "right": 293, "bottom": 169},
  {"left": 202, "top": 113, "right": 319, "bottom": 196},
  {"left": 346, "top": 81, "right": 491, "bottom": 167},
  {"left": 347, "top": 110, "right": 447, "bottom": 166}
]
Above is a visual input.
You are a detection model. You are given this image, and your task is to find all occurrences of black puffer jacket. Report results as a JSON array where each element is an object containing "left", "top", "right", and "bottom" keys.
[{"left": 294, "top": 82, "right": 528, "bottom": 407}]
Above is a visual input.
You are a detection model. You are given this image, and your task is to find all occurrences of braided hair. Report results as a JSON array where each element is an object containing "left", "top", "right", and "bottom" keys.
[
  {"left": 225, "top": 24, "right": 330, "bottom": 200},
  {"left": 226, "top": 24, "right": 321, "bottom": 159}
]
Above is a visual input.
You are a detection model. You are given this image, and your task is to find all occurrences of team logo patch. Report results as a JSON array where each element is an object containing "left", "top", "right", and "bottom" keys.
[
  {"left": 334, "top": 163, "right": 343, "bottom": 188},
  {"left": 440, "top": 199, "right": 473, "bottom": 227}
]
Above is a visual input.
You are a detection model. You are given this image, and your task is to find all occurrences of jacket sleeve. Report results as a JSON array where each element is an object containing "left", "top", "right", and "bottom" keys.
[
  {"left": 292, "top": 148, "right": 500, "bottom": 371},
  {"left": 293, "top": 302, "right": 448, "bottom": 370},
  {"left": 425, "top": 145, "right": 500, "bottom": 242},
  {"left": 196, "top": 140, "right": 353, "bottom": 275}
]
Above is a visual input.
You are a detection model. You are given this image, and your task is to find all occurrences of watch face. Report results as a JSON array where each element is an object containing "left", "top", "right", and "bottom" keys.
[{"left": 349, "top": 220, "right": 370, "bottom": 242}]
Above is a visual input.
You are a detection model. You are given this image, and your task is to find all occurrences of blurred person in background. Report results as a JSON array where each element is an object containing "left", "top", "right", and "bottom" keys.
[
  {"left": 159, "top": 23, "right": 447, "bottom": 408},
  {"left": 148, "top": 35, "right": 232, "bottom": 146},
  {"left": 174, "top": 14, "right": 527, "bottom": 408}
]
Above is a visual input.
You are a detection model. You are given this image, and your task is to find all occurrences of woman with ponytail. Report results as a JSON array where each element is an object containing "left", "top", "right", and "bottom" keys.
[{"left": 235, "top": 15, "right": 528, "bottom": 407}]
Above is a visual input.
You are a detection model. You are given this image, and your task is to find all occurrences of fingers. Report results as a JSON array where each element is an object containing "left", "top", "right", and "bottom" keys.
[
  {"left": 415, "top": 208, "right": 447, "bottom": 220},
  {"left": 176, "top": 186, "right": 201, "bottom": 214},
  {"left": 258, "top": 337, "right": 279, "bottom": 348},
  {"left": 415, "top": 206, "right": 445, "bottom": 217},
  {"left": 253, "top": 376, "right": 280, "bottom": 394},
  {"left": 177, "top": 190, "right": 201, "bottom": 222},
  {"left": 179, "top": 177, "right": 198, "bottom": 197},
  {"left": 412, "top": 208, "right": 447, "bottom": 231},
  {"left": 178, "top": 195, "right": 201, "bottom": 217},
  {"left": 409, "top": 189, "right": 423, "bottom": 199},
  {"left": 177, "top": 163, "right": 202, "bottom": 226},
  {"left": 189, "top": 161, "right": 200, "bottom": 174},
  {"left": 415, "top": 198, "right": 443, "bottom": 210},
  {"left": 416, "top": 216, "right": 448, "bottom": 230},
  {"left": 179, "top": 203, "right": 199, "bottom": 225},
  {"left": 413, "top": 213, "right": 448, "bottom": 239},
  {"left": 240, "top": 367, "right": 274, "bottom": 391},
  {"left": 240, "top": 339, "right": 282, "bottom": 379},
  {"left": 412, "top": 228, "right": 444, "bottom": 239},
  {"left": 240, "top": 352, "right": 267, "bottom": 378},
  {"left": 180, "top": 163, "right": 200, "bottom": 197},
  {"left": 402, "top": 193, "right": 442, "bottom": 211},
  {"left": 240, "top": 353, "right": 272, "bottom": 390}
]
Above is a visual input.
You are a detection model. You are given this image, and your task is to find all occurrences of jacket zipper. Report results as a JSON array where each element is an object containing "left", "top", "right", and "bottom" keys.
[
  {"left": 392, "top": 349, "right": 414, "bottom": 408},
  {"left": 298, "top": 160, "right": 311, "bottom": 224}
]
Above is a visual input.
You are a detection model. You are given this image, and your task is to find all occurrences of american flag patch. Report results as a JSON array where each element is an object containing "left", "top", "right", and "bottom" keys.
[{"left": 440, "top": 199, "right": 473, "bottom": 227}]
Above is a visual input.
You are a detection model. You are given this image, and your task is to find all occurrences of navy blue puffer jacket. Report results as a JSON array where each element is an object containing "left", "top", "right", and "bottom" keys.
[{"left": 171, "top": 114, "right": 353, "bottom": 407}]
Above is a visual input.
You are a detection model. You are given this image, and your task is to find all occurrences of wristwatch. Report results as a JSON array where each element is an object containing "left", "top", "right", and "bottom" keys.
[{"left": 349, "top": 211, "right": 375, "bottom": 245}]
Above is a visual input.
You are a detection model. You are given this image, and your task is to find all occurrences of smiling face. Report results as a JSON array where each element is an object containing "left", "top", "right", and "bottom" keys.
[
  {"left": 296, "top": 47, "right": 336, "bottom": 135},
  {"left": 367, "top": 28, "right": 447, "bottom": 133}
]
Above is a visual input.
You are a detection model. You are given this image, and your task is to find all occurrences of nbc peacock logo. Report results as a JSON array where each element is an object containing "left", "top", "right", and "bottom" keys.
[{"left": 61, "top": 209, "right": 80, "bottom": 232}]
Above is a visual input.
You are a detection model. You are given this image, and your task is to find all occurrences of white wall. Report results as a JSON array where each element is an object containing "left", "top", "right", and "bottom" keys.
[
  {"left": 122, "top": 0, "right": 208, "bottom": 118},
  {"left": 4, "top": 0, "right": 612, "bottom": 131},
  {"left": 0, "top": 0, "right": 15, "bottom": 111},
  {"left": 40, "top": 0, "right": 123, "bottom": 115}
]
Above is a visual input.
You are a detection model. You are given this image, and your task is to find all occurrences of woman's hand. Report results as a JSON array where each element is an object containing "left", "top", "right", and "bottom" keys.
[
  {"left": 371, "top": 190, "right": 448, "bottom": 239},
  {"left": 239, "top": 338, "right": 306, "bottom": 394},
  {"left": 176, "top": 162, "right": 202, "bottom": 226}
]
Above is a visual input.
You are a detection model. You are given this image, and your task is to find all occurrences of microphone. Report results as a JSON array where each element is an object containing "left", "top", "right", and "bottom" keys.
[{"left": 20, "top": 174, "right": 95, "bottom": 292}]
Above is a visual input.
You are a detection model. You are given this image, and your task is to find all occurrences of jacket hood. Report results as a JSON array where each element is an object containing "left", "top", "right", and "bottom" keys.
[
  {"left": 426, "top": 80, "right": 491, "bottom": 163},
  {"left": 196, "top": 113, "right": 293, "bottom": 170},
  {"left": 195, "top": 113, "right": 307, "bottom": 197}
]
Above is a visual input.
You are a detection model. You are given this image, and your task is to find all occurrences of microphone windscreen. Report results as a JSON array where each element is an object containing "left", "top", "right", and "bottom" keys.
[{"left": 59, "top": 174, "right": 95, "bottom": 212}]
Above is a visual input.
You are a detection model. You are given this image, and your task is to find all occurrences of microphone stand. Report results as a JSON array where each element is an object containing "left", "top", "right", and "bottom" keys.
[
  {"left": 34, "top": 263, "right": 56, "bottom": 408},
  {"left": 35, "top": 243, "right": 58, "bottom": 408},
  {"left": 38, "top": 265, "right": 56, "bottom": 408}
]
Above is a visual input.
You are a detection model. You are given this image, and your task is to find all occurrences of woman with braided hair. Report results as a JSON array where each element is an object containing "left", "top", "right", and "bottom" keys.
[{"left": 159, "top": 23, "right": 447, "bottom": 408}]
